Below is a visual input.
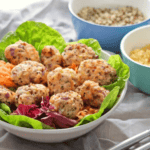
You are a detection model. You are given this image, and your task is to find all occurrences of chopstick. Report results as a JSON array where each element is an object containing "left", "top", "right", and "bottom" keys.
[
  {"left": 134, "top": 142, "right": 150, "bottom": 150},
  {"left": 108, "top": 129, "right": 150, "bottom": 150}
]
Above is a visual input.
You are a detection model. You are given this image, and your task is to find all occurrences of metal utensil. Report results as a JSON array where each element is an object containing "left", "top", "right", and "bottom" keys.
[{"left": 109, "top": 129, "right": 150, "bottom": 150}]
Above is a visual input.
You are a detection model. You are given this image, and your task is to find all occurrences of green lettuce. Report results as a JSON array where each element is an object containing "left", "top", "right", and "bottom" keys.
[
  {"left": 15, "top": 21, "right": 66, "bottom": 54},
  {"left": 67, "top": 38, "right": 102, "bottom": 58},
  {"left": 0, "top": 21, "right": 66, "bottom": 60},
  {"left": 103, "top": 55, "right": 130, "bottom": 92},
  {"left": 75, "top": 86, "right": 120, "bottom": 126},
  {"left": 0, "top": 32, "right": 20, "bottom": 61},
  {"left": 0, "top": 103, "right": 11, "bottom": 114}
]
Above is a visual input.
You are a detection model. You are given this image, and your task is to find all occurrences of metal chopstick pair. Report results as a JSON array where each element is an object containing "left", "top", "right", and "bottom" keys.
[{"left": 108, "top": 129, "right": 150, "bottom": 150}]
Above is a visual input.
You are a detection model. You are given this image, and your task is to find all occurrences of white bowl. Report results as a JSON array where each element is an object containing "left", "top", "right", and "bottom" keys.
[{"left": 0, "top": 50, "right": 127, "bottom": 143}]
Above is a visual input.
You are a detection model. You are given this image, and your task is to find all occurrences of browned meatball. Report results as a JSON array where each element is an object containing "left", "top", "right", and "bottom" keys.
[
  {"left": 5, "top": 40, "right": 40, "bottom": 65},
  {"left": 11, "top": 61, "right": 48, "bottom": 86},
  {"left": 15, "top": 84, "right": 49, "bottom": 107},
  {"left": 50, "top": 91, "right": 83, "bottom": 118},
  {"left": 76, "top": 80, "right": 109, "bottom": 107},
  {"left": 62, "top": 43, "right": 98, "bottom": 67},
  {"left": 41, "top": 46, "right": 62, "bottom": 71},
  {"left": 0, "top": 85, "right": 15, "bottom": 106},
  {"left": 47, "top": 67, "right": 78, "bottom": 95},
  {"left": 78, "top": 59, "right": 117, "bottom": 85}
]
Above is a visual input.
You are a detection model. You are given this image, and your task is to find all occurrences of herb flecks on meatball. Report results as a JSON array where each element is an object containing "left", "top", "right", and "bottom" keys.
[
  {"left": 50, "top": 91, "right": 83, "bottom": 119},
  {"left": 15, "top": 84, "right": 49, "bottom": 107},
  {"left": 41, "top": 46, "right": 62, "bottom": 71},
  {"left": 0, "top": 85, "right": 16, "bottom": 106},
  {"left": 47, "top": 67, "right": 79, "bottom": 95},
  {"left": 62, "top": 43, "right": 98, "bottom": 67},
  {"left": 5, "top": 40, "right": 40, "bottom": 65},
  {"left": 11, "top": 61, "right": 48, "bottom": 86},
  {"left": 78, "top": 59, "right": 117, "bottom": 85},
  {"left": 76, "top": 80, "right": 109, "bottom": 107}
]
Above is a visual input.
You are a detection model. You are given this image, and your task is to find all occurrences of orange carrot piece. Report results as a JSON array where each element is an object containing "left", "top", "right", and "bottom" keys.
[
  {"left": 70, "top": 63, "right": 78, "bottom": 73},
  {"left": 0, "top": 60, "right": 16, "bottom": 88},
  {"left": 0, "top": 60, "right": 6, "bottom": 65},
  {"left": 70, "top": 63, "right": 76, "bottom": 70}
]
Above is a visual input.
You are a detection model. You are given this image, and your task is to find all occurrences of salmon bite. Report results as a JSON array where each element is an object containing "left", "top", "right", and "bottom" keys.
[
  {"left": 5, "top": 40, "right": 40, "bottom": 65},
  {"left": 47, "top": 67, "right": 79, "bottom": 95},
  {"left": 11, "top": 61, "right": 48, "bottom": 85},
  {"left": 78, "top": 59, "right": 117, "bottom": 85},
  {"left": 50, "top": 91, "right": 83, "bottom": 119},
  {"left": 41, "top": 46, "right": 62, "bottom": 71},
  {"left": 15, "top": 84, "right": 49, "bottom": 107},
  {"left": 62, "top": 43, "right": 98, "bottom": 67}
]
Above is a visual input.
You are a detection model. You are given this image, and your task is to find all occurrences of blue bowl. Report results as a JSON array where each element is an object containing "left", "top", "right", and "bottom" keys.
[
  {"left": 69, "top": 0, "right": 150, "bottom": 53},
  {"left": 120, "top": 25, "right": 150, "bottom": 94}
]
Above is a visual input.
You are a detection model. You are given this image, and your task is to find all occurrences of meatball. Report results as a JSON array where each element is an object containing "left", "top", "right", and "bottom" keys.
[
  {"left": 11, "top": 61, "right": 48, "bottom": 86},
  {"left": 0, "top": 85, "right": 15, "bottom": 106},
  {"left": 41, "top": 46, "right": 62, "bottom": 71},
  {"left": 50, "top": 91, "right": 83, "bottom": 118},
  {"left": 75, "top": 80, "right": 109, "bottom": 107},
  {"left": 62, "top": 43, "right": 98, "bottom": 67},
  {"left": 5, "top": 40, "right": 40, "bottom": 65},
  {"left": 15, "top": 84, "right": 49, "bottom": 107},
  {"left": 47, "top": 67, "right": 78, "bottom": 95},
  {"left": 78, "top": 59, "right": 117, "bottom": 85}
]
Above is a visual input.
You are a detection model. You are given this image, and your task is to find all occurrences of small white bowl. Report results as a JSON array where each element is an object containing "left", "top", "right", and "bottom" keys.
[{"left": 0, "top": 50, "right": 127, "bottom": 143}]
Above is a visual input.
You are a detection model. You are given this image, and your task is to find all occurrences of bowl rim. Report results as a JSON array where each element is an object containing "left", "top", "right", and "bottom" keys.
[
  {"left": 0, "top": 50, "right": 128, "bottom": 134},
  {"left": 120, "top": 24, "right": 150, "bottom": 68},
  {"left": 68, "top": 0, "right": 150, "bottom": 28}
]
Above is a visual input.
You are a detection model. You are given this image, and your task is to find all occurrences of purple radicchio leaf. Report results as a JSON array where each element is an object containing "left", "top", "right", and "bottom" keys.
[
  {"left": 14, "top": 104, "right": 43, "bottom": 119},
  {"left": 42, "top": 111, "right": 78, "bottom": 128}
]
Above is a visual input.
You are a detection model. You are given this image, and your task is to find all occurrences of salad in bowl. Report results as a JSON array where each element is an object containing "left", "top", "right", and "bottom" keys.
[{"left": 0, "top": 21, "right": 129, "bottom": 142}]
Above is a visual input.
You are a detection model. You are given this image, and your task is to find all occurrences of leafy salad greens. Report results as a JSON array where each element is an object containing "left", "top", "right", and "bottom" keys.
[{"left": 0, "top": 21, "right": 130, "bottom": 129}]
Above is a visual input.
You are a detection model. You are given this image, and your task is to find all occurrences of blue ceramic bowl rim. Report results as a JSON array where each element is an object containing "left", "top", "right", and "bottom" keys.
[
  {"left": 120, "top": 25, "right": 150, "bottom": 69},
  {"left": 68, "top": 0, "right": 150, "bottom": 28}
]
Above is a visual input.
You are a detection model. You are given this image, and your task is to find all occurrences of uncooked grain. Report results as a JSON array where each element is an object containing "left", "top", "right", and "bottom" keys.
[
  {"left": 78, "top": 6, "right": 145, "bottom": 26},
  {"left": 130, "top": 44, "right": 150, "bottom": 66}
]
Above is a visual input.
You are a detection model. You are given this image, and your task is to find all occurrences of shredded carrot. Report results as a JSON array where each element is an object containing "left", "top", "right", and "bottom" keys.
[
  {"left": 0, "top": 60, "right": 6, "bottom": 65},
  {"left": 69, "top": 63, "right": 78, "bottom": 73},
  {"left": 0, "top": 60, "right": 16, "bottom": 87},
  {"left": 76, "top": 105, "right": 99, "bottom": 121}
]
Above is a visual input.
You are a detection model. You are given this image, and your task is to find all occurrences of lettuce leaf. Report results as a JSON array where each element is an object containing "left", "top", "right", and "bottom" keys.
[
  {"left": 0, "top": 103, "right": 11, "bottom": 114},
  {"left": 0, "top": 109, "right": 53, "bottom": 129},
  {"left": 103, "top": 55, "right": 130, "bottom": 92},
  {"left": 16, "top": 21, "right": 66, "bottom": 55},
  {"left": 66, "top": 38, "right": 102, "bottom": 58},
  {"left": 75, "top": 86, "right": 120, "bottom": 126},
  {"left": 0, "top": 21, "right": 66, "bottom": 60},
  {"left": 0, "top": 31, "right": 20, "bottom": 61}
]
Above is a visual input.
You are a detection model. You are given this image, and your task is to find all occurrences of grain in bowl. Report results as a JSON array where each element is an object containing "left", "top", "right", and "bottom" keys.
[
  {"left": 130, "top": 44, "right": 150, "bottom": 66},
  {"left": 77, "top": 6, "right": 145, "bottom": 26}
]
